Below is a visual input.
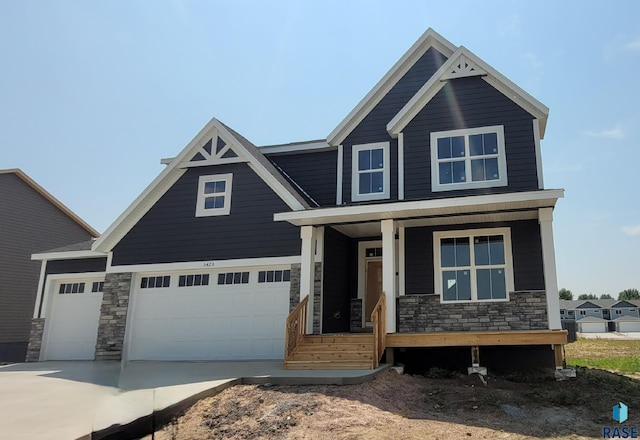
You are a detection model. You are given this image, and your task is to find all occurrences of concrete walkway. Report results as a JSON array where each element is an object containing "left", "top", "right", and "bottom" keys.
[
  {"left": 0, "top": 360, "right": 389, "bottom": 440},
  {"left": 578, "top": 331, "right": 640, "bottom": 340}
]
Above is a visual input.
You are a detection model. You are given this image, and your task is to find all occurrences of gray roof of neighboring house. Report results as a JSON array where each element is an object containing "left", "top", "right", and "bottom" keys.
[
  {"left": 576, "top": 316, "right": 607, "bottom": 323},
  {"left": 559, "top": 299, "right": 638, "bottom": 309},
  {"left": 613, "top": 315, "right": 640, "bottom": 322}
]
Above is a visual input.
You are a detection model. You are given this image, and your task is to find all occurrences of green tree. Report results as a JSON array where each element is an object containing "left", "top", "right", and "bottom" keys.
[
  {"left": 558, "top": 288, "right": 573, "bottom": 300},
  {"left": 600, "top": 293, "right": 613, "bottom": 299},
  {"left": 577, "top": 293, "right": 598, "bottom": 300},
  {"left": 618, "top": 289, "right": 640, "bottom": 300}
]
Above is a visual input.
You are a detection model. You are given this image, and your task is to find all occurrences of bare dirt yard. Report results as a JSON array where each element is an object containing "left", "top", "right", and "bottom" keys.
[{"left": 150, "top": 366, "right": 640, "bottom": 440}]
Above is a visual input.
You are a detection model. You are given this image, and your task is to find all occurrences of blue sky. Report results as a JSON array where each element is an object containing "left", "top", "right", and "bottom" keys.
[{"left": 1, "top": 1, "right": 638, "bottom": 297}]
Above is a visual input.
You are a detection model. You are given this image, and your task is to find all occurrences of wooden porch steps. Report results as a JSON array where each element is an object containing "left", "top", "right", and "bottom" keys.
[{"left": 284, "top": 334, "right": 375, "bottom": 370}]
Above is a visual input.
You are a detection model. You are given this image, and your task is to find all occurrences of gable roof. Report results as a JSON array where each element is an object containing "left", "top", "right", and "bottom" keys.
[
  {"left": 577, "top": 316, "right": 607, "bottom": 323},
  {"left": 560, "top": 299, "right": 617, "bottom": 309},
  {"left": 387, "top": 46, "right": 549, "bottom": 138},
  {"left": 612, "top": 300, "right": 640, "bottom": 308},
  {"left": 0, "top": 169, "right": 99, "bottom": 237},
  {"left": 326, "top": 28, "right": 456, "bottom": 146},
  {"left": 613, "top": 315, "right": 640, "bottom": 322},
  {"left": 92, "top": 118, "right": 309, "bottom": 253}
]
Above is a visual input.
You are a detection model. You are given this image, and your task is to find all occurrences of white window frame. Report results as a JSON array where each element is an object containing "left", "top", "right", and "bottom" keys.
[
  {"left": 433, "top": 227, "right": 514, "bottom": 303},
  {"left": 195, "top": 173, "right": 233, "bottom": 217},
  {"left": 351, "top": 142, "right": 390, "bottom": 202},
  {"left": 430, "top": 125, "right": 508, "bottom": 192}
]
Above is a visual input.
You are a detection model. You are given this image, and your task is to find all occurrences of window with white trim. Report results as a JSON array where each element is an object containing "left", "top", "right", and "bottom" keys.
[
  {"left": 217, "top": 272, "right": 249, "bottom": 285},
  {"left": 430, "top": 126, "right": 507, "bottom": 192},
  {"left": 91, "top": 281, "right": 104, "bottom": 293},
  {"left": 434, "top": 228, "right": 513, "bottom": 302},
  {"left": 59, "top": 282, "right": 86, "bottom": 294},
  {"left": 178, "top": 274, "right": 210, "bottom": 287},
  {"left": 258, "top": 270, "right": 291, "bottom": 283},
  {"left": 351, "top": 142, "right": 390, "bottom": 201},
  {"left": 140, "top": 276, "right": 171, "bottom": 289},
  {"left": 196, "top": 173, "right": 233, "bottom": 217}
]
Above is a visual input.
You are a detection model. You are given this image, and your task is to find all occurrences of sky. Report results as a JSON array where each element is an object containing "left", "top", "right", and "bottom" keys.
[{"left": 1, "top": 1, "right": 638, "bottom": 297}]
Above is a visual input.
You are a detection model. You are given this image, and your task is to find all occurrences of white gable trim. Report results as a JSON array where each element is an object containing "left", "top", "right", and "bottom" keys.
[
  {"left": 326, "top": 28, "right": 456, "bottom": 147},
  {"left": 387, "top": 46, "right": 550, "bottom": 138},
  {"left": 93, "top": 118, "right": 306, "bottom": 253}
]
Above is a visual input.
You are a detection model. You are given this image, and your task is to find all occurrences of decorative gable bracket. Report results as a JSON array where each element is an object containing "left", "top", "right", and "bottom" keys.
[
  {"left": 181, "top": 128, "right": 247, "bottom": 168},
  {"left": 440, "top": 54, "right": 487, "bottom": 81}
]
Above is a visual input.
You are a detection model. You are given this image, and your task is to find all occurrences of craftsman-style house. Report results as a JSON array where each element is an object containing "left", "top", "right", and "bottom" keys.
[{"left": 26, "top": 29, "right": 567, "bottom": 371}]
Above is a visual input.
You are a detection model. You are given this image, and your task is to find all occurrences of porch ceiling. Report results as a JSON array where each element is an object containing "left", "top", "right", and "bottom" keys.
[{"left": 274, "top": 189, "right": 564, "bottom": 228}]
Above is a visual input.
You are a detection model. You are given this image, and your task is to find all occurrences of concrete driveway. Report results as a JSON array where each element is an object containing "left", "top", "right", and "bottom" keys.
[
  {"left": 577, "top": 332, "right": 640, "bottom": 340},
  {"left": 0, "top": 360, "right": 387, "bottom": 440}
]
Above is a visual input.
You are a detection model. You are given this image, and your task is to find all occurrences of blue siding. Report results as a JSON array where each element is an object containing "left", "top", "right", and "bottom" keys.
[
  {"left": 403, "top": 77, "right": 539, "bottom": 200},
  {"left": 268, "top": 150, "right": 337, "bottom": 207},
  {"left": 404, "top": 219, "right": 544, "bottom": 294},
  {"left": 45, "top": 258, "right": 107, "bottom": 275},
  {"left": 341, "top": 47, "right": 449, "bottom": 203},
  {"left": 112, "top": 163, "right": 301, "bottom": 265}
]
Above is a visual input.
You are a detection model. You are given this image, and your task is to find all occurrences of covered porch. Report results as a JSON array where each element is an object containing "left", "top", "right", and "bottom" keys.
[{"left": 275, "top": 190, "right": 568, "bottom": 370}]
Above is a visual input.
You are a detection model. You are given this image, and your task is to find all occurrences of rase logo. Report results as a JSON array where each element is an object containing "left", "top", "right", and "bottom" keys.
[{"left": 603, "top": 402, "right": 638, "bottom": 439}]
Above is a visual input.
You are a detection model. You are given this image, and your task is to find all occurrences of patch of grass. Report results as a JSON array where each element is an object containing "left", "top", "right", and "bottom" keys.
[
  {"left": 569, "top": 356, "right": 640, "bottom": 375},
  {"left": 564, "top": 339, "right": 640, "bottom": 375}
]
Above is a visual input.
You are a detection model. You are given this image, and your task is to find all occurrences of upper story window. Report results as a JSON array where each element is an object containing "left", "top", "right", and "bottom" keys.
[
  {"left": 196, "top": 173, "right": 233, "bottom": 217},
  {"left": 351, "top": 142, "right": 390, "bottom": 202},
  {"left": 430, "top": 126, "right": 507, "bottom": 192},
  {"left": 434, "top": 228, "right": 513, "bottom": 303}
]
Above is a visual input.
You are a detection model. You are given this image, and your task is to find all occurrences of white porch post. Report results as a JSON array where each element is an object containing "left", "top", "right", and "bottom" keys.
[
  {"left": 539, "top": 207, "right": 561, "bottom": 330},
  {"left": 381, "top": 219, "right": 396, "bottom": 333},
  {"left": 300, "top": 225, "right": 316, "bottom": 334}
]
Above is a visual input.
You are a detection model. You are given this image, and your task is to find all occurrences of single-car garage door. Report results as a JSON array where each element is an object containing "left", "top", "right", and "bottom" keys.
[
  {"left": 43, "top": 279, "right": 104, "bottom": 360},
  {"left": 127, "top": 269, "right": 290, "bottom": 361},
  {"left": 578, "top": 321, "right": 606, "bottom": 333},
  {"left": 617, "top": 320, "right": 640, "bottom": 332}
]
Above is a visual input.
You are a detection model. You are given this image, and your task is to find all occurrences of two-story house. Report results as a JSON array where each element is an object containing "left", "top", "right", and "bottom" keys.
[{"left": 26, "top": 29, "right": 567, "bottom": 371}]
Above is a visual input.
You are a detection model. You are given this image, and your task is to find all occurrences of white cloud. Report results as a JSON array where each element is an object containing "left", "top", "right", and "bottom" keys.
[
  {"left": 584, "top": 124, "right": 624, "bottom": 139},
  {"left": 624, "top": 38, "right": 640, "bottom": 51},
  {"left": 622, "top": 225, "right": 640, "bottom": 236}
]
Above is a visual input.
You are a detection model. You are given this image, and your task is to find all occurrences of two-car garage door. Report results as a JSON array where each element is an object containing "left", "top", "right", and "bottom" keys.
[{"left": 127, "top": 269, "right": 290, "bottom": 361}]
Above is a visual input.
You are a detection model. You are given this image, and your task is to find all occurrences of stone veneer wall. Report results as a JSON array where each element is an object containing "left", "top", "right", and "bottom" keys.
[
  {"left": 288, "top": 263, "right": 322, "bottom": 334},
  {"left": 94, "top": 272, "right": 132, "bottom": 360},
  {"left": 25, "top": 318, "right": 45, "bottom": 362},
  {"left": 350, "top": 299, "right": 363, "bottom": 332},
  {"left": 397, "top": 291, "right": 548, "bottom": 332}
]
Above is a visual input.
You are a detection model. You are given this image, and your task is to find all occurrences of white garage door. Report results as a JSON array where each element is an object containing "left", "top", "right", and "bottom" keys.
[
  {"left": 127, "top": 269, "right": 290, "bottom": 361},
  {"left": 43, "top": 279, "right": 104, "bottom": 360},
  {"left": 619, "top": 321, "right": 640, "bottom": 332},
  {"left": 579, "top": 322, "right": 606, "bottom": 333}
]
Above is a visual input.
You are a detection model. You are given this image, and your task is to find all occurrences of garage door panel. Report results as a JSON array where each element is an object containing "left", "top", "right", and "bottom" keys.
[{"left": 128, "top": 273, "right": 289, "bottom": 361}]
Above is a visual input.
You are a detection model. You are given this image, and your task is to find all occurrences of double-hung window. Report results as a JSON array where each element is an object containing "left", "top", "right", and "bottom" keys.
[
  {"left": 434, "top": 228, "right": 513, "bottom": 302},
  {"left": 196, "top": 173, "right": 232, "bottom": 217},
  {"left": 430, "top": 126, "right": 507, "bottom": 192},
  {"left": 351, "top": 142, "right": 390, "bottom": 202}
]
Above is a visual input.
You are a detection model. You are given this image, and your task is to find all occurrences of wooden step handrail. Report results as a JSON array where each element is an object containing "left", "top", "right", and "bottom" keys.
[
  {"left": 284, "top": 296, "right": 309, "bottom": 361},
  {"left": 371, "top": 292, "right": 386, "bottom": 368}
]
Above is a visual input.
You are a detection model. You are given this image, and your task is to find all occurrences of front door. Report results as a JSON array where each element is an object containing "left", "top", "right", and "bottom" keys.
[{"left": 364, "top": 259, "right": 383, "bottom": 326}]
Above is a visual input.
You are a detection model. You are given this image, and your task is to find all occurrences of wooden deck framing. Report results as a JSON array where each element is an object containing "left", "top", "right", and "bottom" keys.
[{"left": 385, "top": 329, "right": 568, "bottom": 348}]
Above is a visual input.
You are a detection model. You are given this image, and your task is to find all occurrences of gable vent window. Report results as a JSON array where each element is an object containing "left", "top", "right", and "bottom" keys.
[
  {"left": 140, "top": 276, "right": 171, "bottom": 289},
  {"left": 217, "top": 272, "right": 249, "bottom": 285},
  {"left": 196, "top": 173, "right": 233, "bottom": 217},
  {"left": 431, "top": 126, "right": 507, "bottom": 192},
  {"left": 351, "top": 142, "right": 390, "bottom": 202},
  {"left": 258, "top": 270, "right": 291, "bottom": 283},
  {"left": 59, "top": 282, "right": 85, "bottom": 294},
  {"left": 178, "top": 274, "right": 210, "bottom": 287},
  {"left": 91, "top": 282, "right": 104, "bottom": 293}
]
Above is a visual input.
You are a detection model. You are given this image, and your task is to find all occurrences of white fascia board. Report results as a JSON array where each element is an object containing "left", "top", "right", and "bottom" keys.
[
  {"left": 274, "top": 189, "right": 564, "bottom": 226},
  {"left": 327, "top": 28, "right": 456, "bottom": 146},
  {"left": 387, "top": 46, "right": 550, "bottom": 138},
  {"left": 107, "top": 256, "right": 301, "bottom": 274},
  {"left": 258, "top": 140, "right": 333, "bottom": 154},
  {"left": 93, "top": 117, "right": 223, "bottom": 252},
  {"left": 31, "top": 250, "right": 108, "bottom": 261}
]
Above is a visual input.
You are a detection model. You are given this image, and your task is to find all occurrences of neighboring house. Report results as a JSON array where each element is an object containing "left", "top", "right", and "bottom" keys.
[
  {"left": 0, "top": 169, "right": 98, "bottom": 362},
  {"left": 26, "top": 28, "right": 568, "bottom": 370},
  {"left": 559, "top": 299, "right": 640, "bottom": 333},
  {"left": 576, "top": 316, "right": 608, "bottom": 334}
]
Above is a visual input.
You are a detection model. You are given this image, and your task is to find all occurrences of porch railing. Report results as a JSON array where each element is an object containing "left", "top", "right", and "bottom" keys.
[
  {"left": 284, "top": 295, "right": 309, "bottom": 360},
  {"left": 371, "top": 292, "right": 386, "bottom": 368}
]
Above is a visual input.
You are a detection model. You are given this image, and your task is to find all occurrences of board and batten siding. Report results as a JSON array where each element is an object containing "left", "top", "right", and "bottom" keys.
[
  {"left": 112, "top": 163, "right": 301, "bottom": 266},
  {"left": 341, "top": 47, "right": 449, "bottom": 204},
  {"left": 0, "top": 173, "right": 96, "bottom": 361},
  {"left": 268, "top": 150, "right": 337, "bottom": 207},
  {"left": 321, "top": 227, "right": 352, "bottom": 333},
  {"left": 403, "top": 77, "right": 539, "bottom": 200},
  {"left": 404, "top": 219, "right": 545, "bottom": 295}
]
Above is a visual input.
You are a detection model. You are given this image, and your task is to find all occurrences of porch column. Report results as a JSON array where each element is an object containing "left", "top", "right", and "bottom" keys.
[
  {"left": 300, "top": 225, "right": 316, "bottom": 334},
  {"left": 381, "top": 219, "right": 396, "bottom": 333},
  {"left": 539, "top": 207, "right": 561, "bottom": 330}
]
